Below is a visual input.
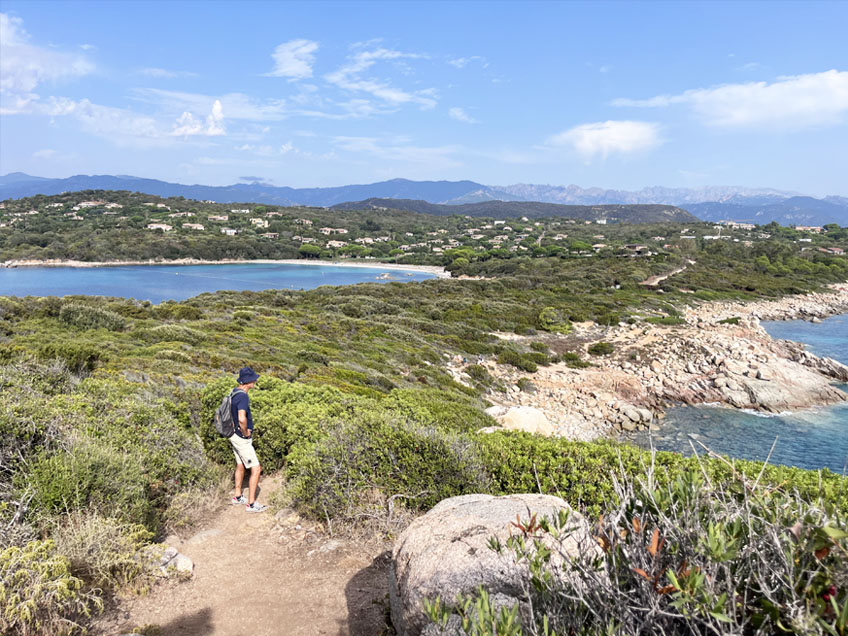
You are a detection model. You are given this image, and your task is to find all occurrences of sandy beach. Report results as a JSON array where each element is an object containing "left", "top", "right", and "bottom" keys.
[{"left": 1, "top": 257, "right": 451, "bottom": 278}]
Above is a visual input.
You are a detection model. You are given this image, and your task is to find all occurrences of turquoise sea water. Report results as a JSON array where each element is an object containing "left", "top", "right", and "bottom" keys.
[
  {"left": 631, "top": 314, "right": 848, "bottom": 473},
  {"left": 0, "top": 262, "right": 436, "bottom": 303}
]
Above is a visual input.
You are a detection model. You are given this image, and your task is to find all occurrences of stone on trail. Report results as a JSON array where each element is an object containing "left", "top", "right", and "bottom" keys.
[
  {"left": 173, "top": 554, "right": 194, "bottom": 574},
  {"left": 389, "top": 493, "right": 595, "bottom": 636},
  {"left": 147, "top": 544, "right": 194, "bottom": 577}
]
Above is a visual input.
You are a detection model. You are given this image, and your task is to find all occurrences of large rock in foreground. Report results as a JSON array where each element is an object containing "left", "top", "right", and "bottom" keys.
[{"left": 389, "top": 494, "right": 593, "bottom": 636}]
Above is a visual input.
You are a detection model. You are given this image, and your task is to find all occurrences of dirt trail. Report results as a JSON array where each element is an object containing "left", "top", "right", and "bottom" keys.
[
  {"left": 639, "top": 259, "right": 696, "bottom": 286},
  {"left": 96, "top": 476, "right": 390, "bottom": 636}
]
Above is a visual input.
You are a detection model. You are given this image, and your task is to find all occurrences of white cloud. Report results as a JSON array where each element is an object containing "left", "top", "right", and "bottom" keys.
[
  {"left": 267, "top": 39, "right": 319, "bottom": 79},
  {"left": 325, "top": 48, "right": 436, "bottom": 109},
  {"left": 0, "top": 13, "right": 94, "bottom": 96},
  {"left": 612, "top": 70, "right": 848, "bottom": 129},
  {"left": 547, "top": 120, "right": 662, "bottom": 160},
  {"left": 234, "top": 142, "right": 295, "bottom": 156},
  {"left": 332, "top": 136, "right": 461, "bottom": 166},
  {"left": 171, "top": 99, "right": 225, "bottom": 136},
  {"left": 449, "top": 107, "right": 478, "bottom": 124},
  {"left": 734, "top": 62, "right": 763, "bottom": 72},
  {"left": 33, "top": 148, "right": 57, "bottom": 159},
  {"left": 137, "top": 88, "right": 290, "bottom": 122},
  {"left": 139, "top": 67, "right": 198, "bottom": 79},
  {"left": 41, "top": 97, "right": 168, "bottom": 146},
  {"left": 447, "top": 55, "right": 487, "bottom": 69}
]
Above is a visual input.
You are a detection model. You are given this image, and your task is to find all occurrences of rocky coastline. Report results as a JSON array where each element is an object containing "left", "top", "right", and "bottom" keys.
[{"left": 453, "top": 284, "right": 848, "bottom": 441}]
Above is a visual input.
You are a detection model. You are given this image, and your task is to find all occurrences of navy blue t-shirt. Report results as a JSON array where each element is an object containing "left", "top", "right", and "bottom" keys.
[{"left": 231, "top": 390, "right": 253, "bottom": 439}]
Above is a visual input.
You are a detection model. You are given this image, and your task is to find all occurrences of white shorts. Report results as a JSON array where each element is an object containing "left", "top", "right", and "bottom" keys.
[{"left": 229, "top": 433, "right": 259, "bottom": 469}]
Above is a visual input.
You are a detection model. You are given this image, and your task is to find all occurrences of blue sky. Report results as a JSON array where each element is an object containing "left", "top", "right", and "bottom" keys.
[{"left": 1, "top": 0, "right": 846, "bottom": 194}]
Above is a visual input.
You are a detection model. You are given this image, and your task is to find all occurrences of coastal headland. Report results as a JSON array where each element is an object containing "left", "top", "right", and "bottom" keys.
[{"left": 468, "top": 284, "right": 848, "bottom": 440}]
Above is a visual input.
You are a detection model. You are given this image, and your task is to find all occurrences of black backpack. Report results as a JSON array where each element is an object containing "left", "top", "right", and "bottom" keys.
[{"left": 214, "top": 389, "right": 244, "bottom": 438}]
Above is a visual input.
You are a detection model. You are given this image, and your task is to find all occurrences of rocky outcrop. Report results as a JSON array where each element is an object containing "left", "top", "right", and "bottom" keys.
[
  {"left": 689, "top": 284, "right": 848, "bottom": 323},
  {"left": 389, "top": 494, "right": 594, "bottom": 636},
  {"left": 483, "top": 405, "right": 555, "bottom": 435},
  {"left": 449, "top": 285, "right": 848, "bottom": 440}
]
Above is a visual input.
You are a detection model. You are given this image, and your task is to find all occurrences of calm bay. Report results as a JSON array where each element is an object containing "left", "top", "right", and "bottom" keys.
[{"left": 0, "top": 262, "right": 437, "bottom": 303}]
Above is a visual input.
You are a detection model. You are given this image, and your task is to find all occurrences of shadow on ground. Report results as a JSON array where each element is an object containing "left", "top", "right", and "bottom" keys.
[
  {"left": 153, "top": 607, "right": 215, "bottom": 635},
  {"left": 341, "top": 550, "right": 393, "bottom": 636}
]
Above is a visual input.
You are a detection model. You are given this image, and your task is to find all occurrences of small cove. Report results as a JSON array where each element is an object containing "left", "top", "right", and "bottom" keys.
[
  {"left": 630, "top": 314, "right": 848, "bottom": 473},
  {"left": 0, "top": 262, "right": 438, "bottom": 303}
]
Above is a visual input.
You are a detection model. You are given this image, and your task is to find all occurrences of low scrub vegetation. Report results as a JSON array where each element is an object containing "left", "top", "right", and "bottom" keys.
[
  {"left": 1, "top": 234, "right": 846, "bottom": 633},
  {"left": 427, "top": 462, "right": 848, "bottom": 635}
]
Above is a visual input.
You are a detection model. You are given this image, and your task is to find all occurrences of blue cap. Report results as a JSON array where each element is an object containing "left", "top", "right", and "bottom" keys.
[{"left": 237, "top": 366, "right": 260, "bottom": 384}]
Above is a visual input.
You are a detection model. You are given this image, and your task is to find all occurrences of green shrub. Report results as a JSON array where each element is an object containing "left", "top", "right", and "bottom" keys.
[
  {"left": 525, "top": 351, "right": 551, "bottom": 366},
  {"left": 477, "top": 433, "right": 848, "bottom": 518},
  {"left": 587, "top": 341, "right": 615, "bottom": 356},
  {"left": 0, "top": 540, "right": 102, "bottom": 635},
  {"left": 383, "top": 388, "right": 493, "bottom": 433},
  {"left": 233, "top": 310, "right": 256, "bottom": 322},
  {"left": 140, "top": 324, "right": 206, "bottom": 345},
  {"left": 36, "top": 341, "right": 104, "bottom": 374},
  {"left": 559, "top": 351, "right": 590, "bottom": 369},
  {"left": 58, "top": 303, "right": 127, "bottom": 332},
  {"left": 52, "top": 513, "right": 152, "bottom": 590},
  {"left": 286, "top": 413, "right": 488, "bottom": 521},
  {"left": 538, "top": 307, "right": 572, "bottom": 333},
  {"left": 465, "top": 364, "right": 493, "bottom": 385},
  {"left": 516, "top": 378, "right": 536, "bottom": 393},
  {"left": 153, "top": 349, "right": 191, "bottom": 363},
  {"left": 171, "top": 305, "right": 203, "bottom": 320},
  {"left": 596, "top": 312, "right": 622, "bottom": 326},
  {"left": 497, "top": 349, "right": 538, "bottom": 373},
  {"left": 297, "top": 350, "right": 329, "bottom": 365},
  {"left": 23, "top": 442, "right": 154, "bottom": 527},
  {"left": 529, "top": 341, "right": 549, "bottom": 353},
  {"left": 718, "top": 316, "right": 741, "bottom": 325},
  {"left": 645, "top": 315, "right": 686, "bottom": 326}
]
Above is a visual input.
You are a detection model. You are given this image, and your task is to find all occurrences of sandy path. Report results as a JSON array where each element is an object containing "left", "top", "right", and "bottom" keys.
[
  {"left": 639, "top": 259, "right": 695, "bottom": 286},
  {"left": 96, "top": 477, "right": 390, "bottom": 636}
]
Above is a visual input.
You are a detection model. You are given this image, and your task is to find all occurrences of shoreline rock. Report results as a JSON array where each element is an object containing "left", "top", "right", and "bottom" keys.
[{"left": 454, "top": 285, "right": 848, "bottom": 440}]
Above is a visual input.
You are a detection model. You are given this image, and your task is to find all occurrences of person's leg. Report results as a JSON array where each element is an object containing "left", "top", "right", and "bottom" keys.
[
  {"left": 234, "top": 462, "right": 245, "bottom": 498},
  {"left": 247, "top": 464, "right": 262, "bottom": 505}
]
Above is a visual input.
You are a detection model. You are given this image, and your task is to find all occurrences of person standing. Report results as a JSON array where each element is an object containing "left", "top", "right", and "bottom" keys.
[{"left": 229, "top": 367, "right": 267, "bottom": 512}]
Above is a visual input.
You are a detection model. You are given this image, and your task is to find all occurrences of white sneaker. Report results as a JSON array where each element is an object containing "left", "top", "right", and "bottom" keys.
[
  {"left": 231, "top": 495, "right": 247, "bottom": 505},
  {"left": 245, "top": 502, "right": 267, "bottom": 513}
]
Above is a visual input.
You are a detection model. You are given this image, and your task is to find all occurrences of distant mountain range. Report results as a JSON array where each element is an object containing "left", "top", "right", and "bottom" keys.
[
  {"left": 1, "top": 172, "right": 845, "bottom": 226},
  {"left": 331, "top": 198, "right": 698, "bottom": 224}
]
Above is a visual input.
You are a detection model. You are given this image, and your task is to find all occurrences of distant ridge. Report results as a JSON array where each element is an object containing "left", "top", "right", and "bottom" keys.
[
  {"left": 330, "top": 198, "right": 699, "bottom": 224},
  {"left": 1, "top": 173, "right": 845, "bottom": 225}
]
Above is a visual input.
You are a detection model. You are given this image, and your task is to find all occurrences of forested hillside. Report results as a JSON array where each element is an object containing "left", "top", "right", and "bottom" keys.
[
  {"left": 330, "top": 198, "right": 699, "bottom": 222},
  {"left": 2, "top": 190, "right": 846, "bottom": 264}
]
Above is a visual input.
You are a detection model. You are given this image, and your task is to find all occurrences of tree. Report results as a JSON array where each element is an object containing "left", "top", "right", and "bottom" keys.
[{"left": 298, "top": 244, "right": 321, "bottom": 258}]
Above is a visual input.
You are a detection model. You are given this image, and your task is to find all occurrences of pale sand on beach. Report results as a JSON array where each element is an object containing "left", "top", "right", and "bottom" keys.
[{"left": 1, "top": 257, "right": 451, "bottom": 278}]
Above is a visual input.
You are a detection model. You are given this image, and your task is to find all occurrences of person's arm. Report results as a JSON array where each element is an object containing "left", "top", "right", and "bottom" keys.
[{"left": 238, "top": 409, "right": 250, "bottom": 437}]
